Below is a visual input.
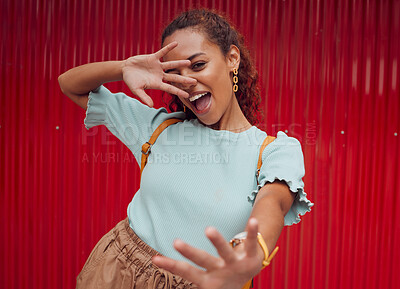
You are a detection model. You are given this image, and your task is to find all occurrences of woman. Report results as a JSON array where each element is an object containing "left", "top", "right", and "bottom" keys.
[{"left": 59, "top": 9, "right": 312, "bottom": 289}]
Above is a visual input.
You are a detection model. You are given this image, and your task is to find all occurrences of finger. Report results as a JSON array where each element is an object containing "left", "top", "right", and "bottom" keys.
[
  {"left": 173, "top": 239, "right": 223, "bottom": 270},
  {"left": 132, "top": 89, "right": 154, "bottom": 107},
  {"left": 163, "top": 73, "right": 197, "bottom": 85},
  {"left": 161, "top": 60, "right": 192, "bottom": 71},
  {"left": 154, "top": 41, "right": 178, "bottom": 59},
  {"left": 152, "top": 255, "right": 205, "bottom": 285},
  {"left": 205, "top": 227, "right": 237, "bottom": 264},
  {"left": 244, "top": 218, "right": 259, "bottom": 257},
  {"left": 158, "top": 82, "right": 189, "bottom": 98}
]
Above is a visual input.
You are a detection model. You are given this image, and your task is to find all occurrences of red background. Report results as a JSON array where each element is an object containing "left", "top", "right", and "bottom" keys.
[{"left": 1, "top": 0, "right": 399, "bottom": 288}]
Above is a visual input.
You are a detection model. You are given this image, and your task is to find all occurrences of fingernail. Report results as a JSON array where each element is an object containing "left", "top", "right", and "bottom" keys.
[
  {"left": 173, "top": 239, "right": 183, "bottom": 247},
  {"left": 205, "top": 226, "right": 216, "bottom": 234},
  {"left": 249, "top": 218, "right": 258, "bottom": 225}
]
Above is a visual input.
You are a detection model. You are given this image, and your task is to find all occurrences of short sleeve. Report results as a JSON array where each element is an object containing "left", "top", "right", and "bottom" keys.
[
  {"left": 84, "top": 85, "right": 185, "bottom": 162},
  {"left": 247, "top": 131, "right": 314, "bottom": 226}
]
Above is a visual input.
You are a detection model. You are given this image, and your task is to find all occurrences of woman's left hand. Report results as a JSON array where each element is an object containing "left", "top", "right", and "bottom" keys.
[{"left": 152, "top": 218, "right": 265, "bottom": 289}]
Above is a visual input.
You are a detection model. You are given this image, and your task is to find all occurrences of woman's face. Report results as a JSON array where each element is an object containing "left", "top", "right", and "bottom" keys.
[{"left": 162, "top": 29, "right": 242, "bottom": 128}]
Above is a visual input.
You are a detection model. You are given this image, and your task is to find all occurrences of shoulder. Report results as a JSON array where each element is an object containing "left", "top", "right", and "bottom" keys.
[
  {"left": 262, "top": 131, "right": 303, "bottom": 158},
  {"left": 250, "top": 127, "right": 301, "bottom": 152},
  {"left": 257, "top": 131, "right": 305, "bottom": 187}
]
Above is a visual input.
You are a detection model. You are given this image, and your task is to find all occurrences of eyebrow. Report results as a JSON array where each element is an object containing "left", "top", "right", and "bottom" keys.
[
  {"left": 165, "top": 52, "right": 206, "bottom": 73},
  {"left": 187, "top": 52, "right": 205, "bottom": 61}
]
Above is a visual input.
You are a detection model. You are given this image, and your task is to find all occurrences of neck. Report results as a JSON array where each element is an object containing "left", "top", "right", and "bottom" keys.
[
  {"left": 208, "top": 120, "right": 252, "bottom": 132},
  {"left": 207, "top": 95, "right": 252, "bottom": 132}
]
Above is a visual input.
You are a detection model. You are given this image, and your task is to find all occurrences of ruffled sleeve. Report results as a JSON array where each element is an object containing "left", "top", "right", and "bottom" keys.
[
  {"left": 84, "top": 85, "right": 185, "bottom": 162},
  {"left": 247, "top": 131, "right": 313, "bottom": 226}
]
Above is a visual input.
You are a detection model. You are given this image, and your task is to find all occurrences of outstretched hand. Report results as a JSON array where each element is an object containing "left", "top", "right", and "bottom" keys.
[
  {"left": 152, "top": 218, "right": 265, "bottom": 289},
  {"left": 122, "top": 41, "right": 196, "bottom": 107}
]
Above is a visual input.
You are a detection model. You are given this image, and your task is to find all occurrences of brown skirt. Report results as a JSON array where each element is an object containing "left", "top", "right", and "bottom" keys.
[{"left": 76, "top": 218, "right": 197, "bottom": 289}]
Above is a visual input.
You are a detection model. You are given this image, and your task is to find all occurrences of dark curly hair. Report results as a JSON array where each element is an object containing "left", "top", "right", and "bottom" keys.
[{"left": 161, "top": 9, "right": 262, "bottom": 125}]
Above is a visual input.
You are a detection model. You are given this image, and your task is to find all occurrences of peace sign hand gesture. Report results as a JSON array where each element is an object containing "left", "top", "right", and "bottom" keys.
[
  {"left": 152, "top": 218, "right": 266, "bottom": 289},
  {"left": 122, "top": 41, "right": 196, "bottom": 107}
]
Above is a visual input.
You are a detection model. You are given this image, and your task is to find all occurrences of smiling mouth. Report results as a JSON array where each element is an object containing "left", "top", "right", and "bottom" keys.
[{"left": 189, "top": 92, "right": 212, "bottom": 113}]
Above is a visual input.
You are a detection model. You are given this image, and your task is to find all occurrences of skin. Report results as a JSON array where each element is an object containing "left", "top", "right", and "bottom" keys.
[
  {"left": 162, "top": 29, "right": 251, "bottom": 132},
  {"left": 58, "top": 29, "right": 295, "bottom": 289},
  {"left": 153, "top": 30, "right": 295, "bottom": 288},
  {"left": 58, "top": 42, "right": 196, "bottom": 109}
]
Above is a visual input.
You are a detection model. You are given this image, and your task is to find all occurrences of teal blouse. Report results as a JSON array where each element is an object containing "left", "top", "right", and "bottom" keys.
[{"left": 84, "top": 85, "right": 313, "bottom": 263}]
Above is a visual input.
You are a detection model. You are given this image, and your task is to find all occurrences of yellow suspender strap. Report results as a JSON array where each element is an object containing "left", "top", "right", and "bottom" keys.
[
  {"left": 241, "top": 279, "right": 253, "bottom": 289},
  {"left": 140, "top": 118, "right": 183, "bottom": 175},
  {"left": 256, "top": 136, "right": 276, "bottom": 185}
]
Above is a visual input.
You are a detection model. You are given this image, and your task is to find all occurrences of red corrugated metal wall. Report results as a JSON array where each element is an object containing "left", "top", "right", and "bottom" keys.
[{"left": 1, "top": 0, "right": 399, "bottom": 288}]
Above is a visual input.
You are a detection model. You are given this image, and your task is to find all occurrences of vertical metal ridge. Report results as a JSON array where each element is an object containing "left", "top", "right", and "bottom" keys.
[{"left": 1, "top": 1, "right": 399, "bottom": 289}]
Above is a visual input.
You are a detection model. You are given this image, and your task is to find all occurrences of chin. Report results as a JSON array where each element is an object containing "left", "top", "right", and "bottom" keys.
[{"left": 196, "top": 114, "right": 221, "bottom": 128}]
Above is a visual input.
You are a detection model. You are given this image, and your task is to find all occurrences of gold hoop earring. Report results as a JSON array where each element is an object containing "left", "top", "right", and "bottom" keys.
[
  {"left": 183, "top": 105, "right": 186, "bottom": 113},
  {"left": 233, "top": 68, "right": 238, "bottom": 93}
]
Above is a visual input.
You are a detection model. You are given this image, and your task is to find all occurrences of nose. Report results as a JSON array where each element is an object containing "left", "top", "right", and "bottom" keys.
[
  {"left": 178, "top": 79, "right": 196, "bottom": 92},
  {"left": 174, "top": 70, "right": 197, "bottom": 92}
]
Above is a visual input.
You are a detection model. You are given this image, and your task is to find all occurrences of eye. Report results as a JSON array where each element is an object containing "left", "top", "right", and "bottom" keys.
[
  {"left": 165, "top": 69, "right": 179, "bottom": 75},
  {"left": 192, "top": 62, "right": 206, "bottom": 70}
]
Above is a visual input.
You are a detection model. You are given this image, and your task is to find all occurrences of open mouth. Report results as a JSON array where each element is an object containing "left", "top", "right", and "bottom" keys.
[{"left": 189, "top": 92, "right": 212, "bottom": 113}]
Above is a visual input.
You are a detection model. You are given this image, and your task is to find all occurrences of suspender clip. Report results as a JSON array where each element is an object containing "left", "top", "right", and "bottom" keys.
[{"left": 141, "top": 142, "right": 152, "bottom": 155}]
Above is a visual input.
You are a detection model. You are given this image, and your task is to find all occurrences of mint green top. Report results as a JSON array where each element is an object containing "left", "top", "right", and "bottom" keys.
[{"left": 84, "top": 85, "right": 313, "bottom": 263}]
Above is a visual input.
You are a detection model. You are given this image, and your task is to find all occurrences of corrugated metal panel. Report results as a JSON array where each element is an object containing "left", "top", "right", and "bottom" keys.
[{"left": 1, "top": 0, "right": 399, "bottom": 288}]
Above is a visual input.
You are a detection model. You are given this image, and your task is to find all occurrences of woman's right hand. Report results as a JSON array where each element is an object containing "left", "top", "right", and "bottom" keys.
[{"left": 122, "top": 41, "right": 196, "bottom": 107}]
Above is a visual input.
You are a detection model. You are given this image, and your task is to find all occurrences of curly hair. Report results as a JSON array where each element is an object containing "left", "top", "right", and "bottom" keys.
[{"left": 161, "top": 9, "right": 263, "bottom": 125}]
